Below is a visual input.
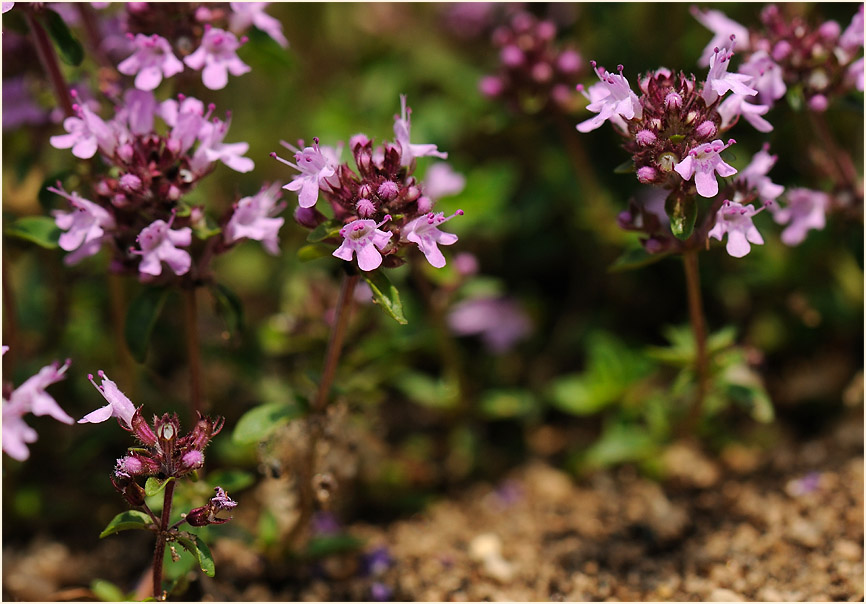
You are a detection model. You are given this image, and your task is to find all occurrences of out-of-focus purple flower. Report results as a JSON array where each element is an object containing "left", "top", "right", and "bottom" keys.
[
  {"left": 393, "top": 95, "right": 448, "bottom": 167},
  {"left": 576, "top": 62, "right": 642, "bottom": 133},
  {"left": 79, "top": 370, "right": 137, "bottom": 427},
  {"left": 192, "top": 115, "right": 254, "bottom": 174},
  {"left": 274, "top": 138, "right": 337, "bottom": 208},
  {"left": 6, "top": 359, "right": 73, "bottom": 425},
  {"left": 160, "top": 95, "right": 209, "bottom": 154},
  {"left": 718, "top": 94, "right": 773, "bottom": 132},
  {"left": 453, "top": 252, "right": 479, "bottom": 277},
  {"left": 363, "top": 546, "right": 393, "bottom": 577},
  {"left": 333, "top": 216, "right": 393, "bottom": 271},
  {"left": 402, "top": 210, "right": 463, "bottom": 269},
  {"left": 49, "top": 103, "right": 116, "bottom": 159},
  {"left": 702, "top": 42, "right": 757, "bottom": 106},
  {"left": 442, "top": 2, "right": 496, "bottom": 38},
  {"left": 370, "top": 582, "right": 393, "bottom": 602},
  {"left": 118, "top": 88, "right": 158, "bottom": 137},
  {"left": 311, "top": 511, "right": 341, "bottom": 535},
  {"left": 2, "top": 3, "right": 14, "bottom": 13},
  {"left": 708, "top": 199, "right": 765, "bottom": 258},
  {"left": 183, "top": 26, "right": 251, "bottom": 90},
  {"left": 424, "top": 162, "right": 466, "bottom": 200},
  {"left": 2, "top": 408, "right": 39, "bottom": 462},
  {"left": 131, "top": 216, "right": 193, "bottom": 277},
  {"left": 737, "top": 144, "right": 784, "bottom": 204},
  {"left": 224, "top": 182, "right": 287, "bottom": 255},
  {"left": 691, "top": 7, "right": 750, "bottom": 67},
  {"left": 2, "top": 76, "right": 50, "bottom": 130},
  {"left": 117, "top": 33, "right": 184, "bottom": 91},
  {"left": 739, "top": 51, "right": 787, "bottom": 105},
  {"left": 229, "top": 2, "right": 288, "bottom": 48},
  {"left": 785, "top": 471, "right": 822, "bottom": 497},
  {"left": 840, "top": 5, "right": 864, "bottom": 53},
  {"left": 846, "top": 57, "right": 864, "bottom": 92},
  {"left": 772, "top": 188, "right": 829, "bottom": 246},
  {"left": 448, "top": 296, "right": 532, "bottom": 353},
  {"left": 674, "top": 139, "right": 738, "bottom": 198},
  {"left": 50, "top": 185, "right": 116, "bottom": 265}
]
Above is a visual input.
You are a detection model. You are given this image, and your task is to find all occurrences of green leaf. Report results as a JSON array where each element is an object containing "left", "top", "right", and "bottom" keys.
[
  {"left": 613, "top": 159, "right": 634, "bottom": 174},
  {"left": 5, "top": 216, "right": 62, "bottom": 249},
  {"left": 395, "top": 372, "right": 459, "bottom": 409},
  {"left": 99, "top": 510, "right": 153, "bottom": 538},
  {"left": 306, "top": 220, "right": 342, "bottom": 243},
  {"left": 548, "top": 374, "right": 609, "bottom": 415},
  {"left": 786, "top": 84, "right": 804, "bottom": 111},
  {"left": 210, "top": 283, "right": 244, "bottom": 338},
  {"left": 479, "top": 389, "right": 537, "bottom": 419},
  {"left": 304, "top": 534, "right": 365, "bottom": 558},
  {"left": 205, "top": 469, "right": 256, "bottom": 493},
  {"left": 90, "top": 579, "right": 128, "bottom": 602},
  {"left": 609, "top": 245, "right": 670, "bottom": 273},
  {"left": 668, "top": 134, "right": 686, "bottom": 144},
  {"left": 665, "top": 192, "right": 696, "bottom": 240},
  {"left": 144, "top": 477, "right": 174, "bottom": 497},
  {"left": 580, "top": 422, "right": 658, "bottom": 470},
  {"left": 42, "top": 9, "right": 84, "bottom": 66},
  {"left": 297, "top": 243, "right": 333, "bottom": 262},
  {"left": 176, "top": 534, "right": 215, "bottom": 577},
  {"left": 232, "top": 401, "right": 303, "bottom": 445},
  {"left": 124, "top": 287, "right": 171, "bottom": 363},
  {"left": 363, "top": 270, "right": 408, "bottom": 325}
]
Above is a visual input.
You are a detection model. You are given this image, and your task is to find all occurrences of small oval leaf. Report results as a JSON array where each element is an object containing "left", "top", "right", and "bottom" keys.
[
  {"left": 144, "top": 476, "right": 174, "bottom": 497},
  {"left": 232, "top": 401, "right": 303, "bottom": 446},
  {"left": 210, "top": 283, "right": 244, "bottom": 338},
  {"left": 42, "top": 9, "right": 84, "bottom": 66},
  {"left": 363, "top": 270, "right": 408, "bottom": 325},
  {"left": 125, "top": 287, "right": 171, "bottom": 363},
  {"left": 5, "top": 216, "right": 62, "bottom": 249},
  {"left": 99, "top": 510, "right": 153, "bottom": 538}
]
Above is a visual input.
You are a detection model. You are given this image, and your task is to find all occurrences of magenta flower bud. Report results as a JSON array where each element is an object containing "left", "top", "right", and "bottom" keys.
[
  {"left": 695, "top": 120, "right": 717, "bottom": 139},
  {"left": 808, "top": 94, "right": 828, "bottom": 112},
  {"left": 635, "top": 129, "right": 657, "bottom": 146},
  {"left": 512, "top": 12, "right": 533, "bottom": 33},
  {"left": 349, "top": 133, "right": 370, "bottom": 150},
  {"left": 181, "top": 449, "right": 204, "bottom": 472},
  {"left": 644, "top": 237, "right": 665, "bottom": 254},
  {"left": 117, "top": 143, "right": 134, "bottom": 163},
  {"left": 556, "top": 49, "right": 582, "bottom": 74},
  {"left": 404, "top": 185, "right": 421, "bottom": 203},
  {"left": 531, "top": 62, "right": 554, "bottom": 83},
  {"left": 664, "top": 91, "right": 683, "bottom": 110},
  {"left": 416, "top": 196, "right": 433, "bottom": 214},
  {"left": 536, "top": 20, "right": 556, "bottom": 41},
  {"left": 377, "top": 181, "right": 399, "bottom": 200},
  {"left": 111, "top": 194, "right": 130, "bottom": 208},
  {"left": 131, "top": 409, "right": 158, "bottom": 446},
  {"left": 166, "top": 138, "right": 182, "bottom": 154},
  {"left": 116, "top": 455, "right": 143, "bottom": 476},
  {"left": 358, "top": 183, "right": 374, "bottom": 199},
  {"left": 501, "top": 45, "right": 524, "bottom": 67},
  {"left": 772, "top": 40, "right": 792, "bottom": 61},
  {"left": 167, "top": 185, "right": 181, "bottom": 201},
  {"left": 186, "top": 505, "right": 211, "bottom": 527},
  {"left": 551, "top": 84, "right": 572, "bottom": 106},
  {"left": 479, "top": 75, "right": 505, "bottom": 98},
  {"left": 356, "top": 197, "right": 377, "bottom": 218},
  {"left": 454, "top": 252, "right": 479, "bottom": 276},
  {"left": 95, "top": 181, "right": 112, "bottom": 197},
  {"left": 636, "top": 166, "right": 657, "bottom": 183},
  {"left": 294, "top": 206, "right": 326, "bottom": 229},
  {"left": 119, "top": 173, "right": 142, "bottom": 192},
  {"left": 818, "top": 20, "right": 841, "bottom": 40}
]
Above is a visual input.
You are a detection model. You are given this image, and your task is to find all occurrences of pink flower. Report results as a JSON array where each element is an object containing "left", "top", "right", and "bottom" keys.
[
  {"left": 739, "top": 51, "right": 786, "bottom": 105},
  {"left": 738, "top": 145, "right": 784, "bottom": 204},
  {"left": 840, "top": 4, "right": 864, "bottom": 53},
  {"left": 402, "top": 210, "right": 463, "bottom": 268},
  {"left": 576, "top": 62, "right": 642, "bottom": 133},
  {"left": 691, "top": 7, "right": 749, "bottom": 67},
  {"left": 702, "top": 43, "right": 757, "bottom": 106},
  {"left": 393, "top": 95, "right": 448, "bottom": 167},
  {"left": 708, "top": 200, "right": 765, "bottom": 258},
  {"left": 49, "top": 185, "right": 115, "bottom": 265},
  {"left": 131, "top": 215, "right": 193, "bottom": 277},
  {"left": 447, "top": 296, "right": 532, "bottom": 353},
  {"left": 718, "top": 93, "right": 773, "bottom": 132},
  {"left": 673, "top": 139, "right": 738, "bottom": 198},
  {"left": 229, "top": 2, "right": 288, "bottom": 48},
  {"left": 49, "top": 103, "right": 116, "bottom": 159},
  {"left": 3, "top": 358, "right": 74, "bottom": 462},
  {"left": 273, "top": 138, "right": 338, "bottom": 208},
  {"left": 191, "top": 115, "right": 254, "bottom": 174},
  {"left": 117, "top": 33, "right": 184, "bottom": 91},
  {"left": 772, "top": 188, "right": 829, "bottom": 246},
  {"left": 424, "top": 162, "right": 466, "bottom": 201},
  {"left": 118, "top": 88, "right": 158, "bottom": 136},
  {"left": 332, "top": 216, "right": 393, "bottom": 271},
  {"left": 183, "top": 27, "right": 251, "bottom": 90},
  {"left": 224, "top": 182, "right": 287, "bottom": 255},
  {"left": 160, "top": 95, "right": 210, "bottom": 154},
  {"left": 78, "top": 370, "right": 136, "bottom": 428}
]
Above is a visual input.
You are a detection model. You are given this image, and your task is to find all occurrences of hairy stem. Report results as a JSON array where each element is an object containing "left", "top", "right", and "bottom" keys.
[
  {"left": 23, "top": 8, "right": 75, "bottom": 118},
  {"left": 184, "top": 287, "right": 204, "bottom": 419},
  {"left": 682, "top": 249, "right": 709, "bottom": 433},
  {"left": 152, "top": 479, "right": 176, "bottom": 601},
  {"left": 807, "top": 110, "right": 862, "bottom": 197},
  {"left": 314, "top": 270, "right": 359, "bottom": 413}
]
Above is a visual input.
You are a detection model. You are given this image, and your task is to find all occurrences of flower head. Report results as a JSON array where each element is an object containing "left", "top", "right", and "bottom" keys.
[
  {"left": 691, "top": 7, "right": 750, "bottom": 67},
  {"left": 49, "top": 103, "right": 116, "bottom": 159},
  {"left": 274, "top": 138, "right": 338, "bottom": 208},
  {"left": 131, "top": 214, "right": 193, "bottom": 277},
  {"left": 332, "top": 216, "right": 393, "bottom": 271},
  {"left": 772, "top": 188, "right": 829, "bottom": 246},
  {"left": 702, "top": 41, "right": 758, "bottom": 105},
  {"left": 718, "top": 93, "right": 773, "bottom": 132},
  {"left": 737, "top": 145, "right": 784, "bottom": 204},
  {"left": 423, "top": 162, "right": 466, "bottom": 201},
  {"left": 224, "top": 182, "right": 287, "bottom": 254},
  {"left": 192, "top": 115, "right": 254, "bottom": 174},
  {"left": 708, "top": 199, "right": 766, "bottom": 257},
  {"left": 402, "top": 210, "right": 463, "bottom": 268},
  {"left": 117, "top": 33, "right": 185, "bottom": 91},
  {"left": 447, "top": 296, "right": 532, "bottom": 353},
  {"left": 79, "top": 370, "right": 137, "bottom": 428},
  {"left": 393, "top": 95, "right": 448, "bottom": 167},
  {"left": 50, "top": 185, "right": 116, "bottom": 265},
  {"left": 673, "top": 139, "right": 738, "bottom": 198},
  {"left": 229, "top": 2, "right": 288, "bottom": 48},
  {"left": 739, "top": 51, "right": 787, "bottom": 105},
  {"left": 576, "top": 62, "right": 642, "bottom": 133},
  {"left": 183, "top": 27, "right": 251, "bottom": 90}
]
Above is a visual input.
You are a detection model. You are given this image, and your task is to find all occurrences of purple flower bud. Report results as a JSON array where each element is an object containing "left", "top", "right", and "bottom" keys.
[
  {"left": 695, "top": 120, "right": 717, "bottom": 139},
  {"left": 358, "top": 183, "right": 374, "bottom": 199},
  {"left": 186, "top": 505, "right": 211, "bottom": 526},
  {"left": 119, "top": 173, "right": 142, "bottom": 192},
  {"left": 531, "top": 62, "right": 554, "bottom": 83},
  {"left": 664, "top": 91, "right": 683, "bottom": 109},
  {"left": 818, "top": 20, "right": 841, "bottom": 41},
  {"left": 636, "top": 166, "right": 657, "bottom": 183},
  {"left": 635, "top": 129, "right": 657, "bottom": 146},
  {"left": 356, "top": 197, "right": 377, "bottom": 217},
  {"left": 111, "top": 194, "right": 129, "bottom": 208},
  {"left": 377, "top": 180, "right": 399, "bottom": 200},
  {"left": 772, "top": 40, "right": 792, "bottom": 61},
  {"left": 404, "top": 185, "right": 421, "bottom": 203},
  {"left": 116, "top": 455, "right": 143, "bottom": 477},
  {"left": 500, "top": 45, "right": 524, "bottom": 67},
  {"left": 117, "top": 143, "right": 134, "bottom": 163},
  {"left": 167, "top": 185, "right": 181, "bottom": 201},
  {"left": 95, "top": 181, "right": 112, "bottom": 197},
  {"left": 479, "top": 75, "right": 505, "bottom": 98},
  {"left": 181, "top": 449, "right": 204, "bottom": 472},
  {"left": 556, "top": 49, "right": 582, "bottom": 74},
  {"left": 512, "top": 12, "right": 533, "bottom": 33},
  {"left": 416, "top": 196, "right": 433, "bottom": 214},
  {"left": 536, "top": 20, "right": 556, "bottom": 41},
  {"left": 808, "top": 94, "right": 828, "bottom": 112},
  {"left": 294, "top": 206, "right": 326, "bottom": 229}
]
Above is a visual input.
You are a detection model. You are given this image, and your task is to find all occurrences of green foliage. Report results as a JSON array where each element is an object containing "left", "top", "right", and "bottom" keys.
[
  {"left": 41, "top": 9, "right": 84, "bottom": 66},
  {"left": 99, "top": 510, "right": 153, "bottom": 538},
  {"left": 363, "top": 270, "right": 408, "bottom": 325},
  {"left": 124, "top": 287, "right": 171, "bottom": 363},
  {"left": 303, "top": 534, "right": 366, "bottom": 559},
  {"left": 144, "top": 477, "right": 174, "bottom": 497},
  {"left": 176, "top": 533, "right": 216, "bottom": 577},
  {"left": 232, "top": 401, "right": 304, "bottom": 445},
  {"left": 5, "top": 216, "right": 62, "bottom": 248},
  {"left": 210, "top": 283, "right": 245, "bottom": 339}
]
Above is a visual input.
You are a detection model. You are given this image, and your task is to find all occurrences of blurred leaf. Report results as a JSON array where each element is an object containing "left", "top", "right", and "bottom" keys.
[
  {"left": 306, "top": 220, "right": 342, "bottom": 243},
  {"left": 395, "top": 371, "right": 459, "bottom": 409},
  {"left": 192, "top": 215, "right": 221, "bottom": 240},
  {"left": 42, "top": 9, "right": 84, "bottom": 66},
  {"left": 90, "top": 579, "right": 128, "bottom": 602},
  {"left": 609, "top": 245, "right": 671, "bottom": 273},
  {"left": 580, "top": 422, "right": 658, "bottom": 471},
  {"left": 786, "top": 84, "right": 805, "bottom": 111},
  {"left": 297, "top": 243, "right": 333, "bottom": 262},
  {"left": 177, "top": 534, "right": 215, "bottom": 577},
  {"left": 206, "top": 469, "right": 255, "bottom": 493},
  {"left": 304, "top": 534, "right": 365, "bottom": 558},
  {"left": 720, "top": 361, "right": 775, "bottom": 423},
  {"left": 479, "top": 389, "right": 537, "bottom": 419},
  {"left": 125, "top": 287, "right": 171, "bottom": 363},
  {"left": 99, "top": 510, "right": 153, "bottom": 538},
  {"left": 613, "top": 159, "right": 634, "bottom": 174},
  {"left": 210, "top": 283, "right": 244, "bottom": 338},
  {"left": 232, "top": 401, "right": 303, "bottom": 445},
  {"left": 549, "top": 375, "right": 607, "bottom": 415},
  {"left": 646, "top": 325, "right": 737, "bottom": 366},
  {"left": 5, "top": 216, "right": 61, "bottom": 249},
  {"left": 144, "top": 477, "right": 174, "bottom": 497},
  {"left": 665, "top": 192, "right": 696, "bottom": 240},
  {"left": 363, "top": 270, "right": 408, "bottom": 325}
]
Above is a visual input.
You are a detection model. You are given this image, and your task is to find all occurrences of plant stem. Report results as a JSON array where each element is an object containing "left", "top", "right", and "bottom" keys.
[
  {"left": 682, "top": 249, "right": 709, "bottom": 433},
  {"left": 152, "top": 479, "right": 176, "bottom": 601},
  {"left": 807, "top": 110, "right": 861, "bottom": 197},
  {"left": 314, "top": 271, "right": 359, "bottom": 413},
  {"left": 108, "top": 274, "right": 136, "bottom": 395},
  {"left": 2, "top": 255, "right": 19, "bottom": 371},
  {"left": 184, "top": 287, "right": 204, "bottom": 419},
  {"left": 23, "top": 8, "right": 75, "bottom": 119}
]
